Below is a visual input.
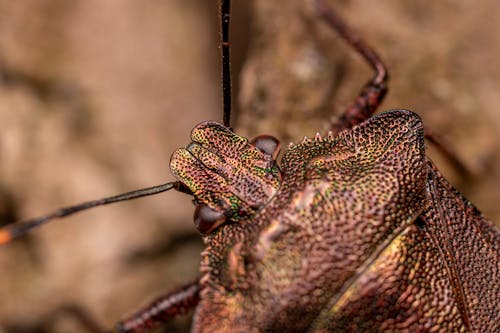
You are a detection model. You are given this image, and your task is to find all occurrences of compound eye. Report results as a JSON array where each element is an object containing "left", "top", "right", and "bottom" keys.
[
  {"left": 194, "top": 204, "right": 226, "bottom": 234},
  {"left": 250, "top": 135, "right": 280, "bottom": 159}
]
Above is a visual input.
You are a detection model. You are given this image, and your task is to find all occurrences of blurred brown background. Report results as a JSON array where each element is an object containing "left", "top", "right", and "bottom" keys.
[{"left": 0, "top": 1, "right": 499, "bottom": 332}]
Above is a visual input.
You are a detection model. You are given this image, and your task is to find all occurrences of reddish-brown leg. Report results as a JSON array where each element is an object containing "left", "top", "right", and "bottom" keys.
[
  {"left": 315, "top": 0, "right": 388, "bottom": 133},
  {"left": 316, "top": 0, "right": 470, "bottom": 175},
  {"left": 6, "top": 280, "right": 201, "bottom": 333},
  {"left": 113, "top": 280, "right": 201, "bottom": 333}
]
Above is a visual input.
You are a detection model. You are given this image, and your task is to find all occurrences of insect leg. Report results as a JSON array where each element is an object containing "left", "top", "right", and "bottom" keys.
[
  {"left": 315, "top": 0, "right": 470, "bottom": 175},
  {"left": 113, "top": 280, "right": 200, "bottom": 333},
  {"left": 314, "top": 0, "right": 388, "bottom": 133}
]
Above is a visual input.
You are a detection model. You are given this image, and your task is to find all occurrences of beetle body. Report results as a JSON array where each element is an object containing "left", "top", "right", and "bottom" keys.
[{"left": 171, "top": 110, "right": 499, "bottom": 332}]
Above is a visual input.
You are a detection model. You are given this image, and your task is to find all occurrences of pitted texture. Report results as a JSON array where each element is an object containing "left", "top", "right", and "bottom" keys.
[
  {"left": 420, "top": 162, "right": 500, "bottom": 332},
  {"left": 311, "top": 223, "right": 467, "bottom": 332},
  {"left": 171, "top": 110, "right": 499, "bottom": 332},
  {"left": 170, "top": 122, "right": 281, "bottom": 223}
]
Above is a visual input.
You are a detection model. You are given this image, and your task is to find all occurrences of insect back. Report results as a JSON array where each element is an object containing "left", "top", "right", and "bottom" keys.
[{"left": 170, "top": 110, "right": 429, "bottom": 332}]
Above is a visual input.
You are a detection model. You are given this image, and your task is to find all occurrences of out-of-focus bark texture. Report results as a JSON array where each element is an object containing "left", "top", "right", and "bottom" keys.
[
  {"left": 0, "top": 1, "right": 499, "bottom": 332},
  {"left": 0, "top": 1, "right": 222, "bottom": 332}
]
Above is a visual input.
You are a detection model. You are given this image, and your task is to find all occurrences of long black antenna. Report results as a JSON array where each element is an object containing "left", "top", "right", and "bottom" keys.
[
  {"left": 0, "top": 181, "right": 189, "bottom": 246},
  {"left": 221, "top": 0, "right": 232, "bottom": 127}
]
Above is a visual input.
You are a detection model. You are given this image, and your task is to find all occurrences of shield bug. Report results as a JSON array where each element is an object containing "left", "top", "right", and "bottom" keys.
[{"left": 0, "top": 0, "right": 500, "bottom": 332}]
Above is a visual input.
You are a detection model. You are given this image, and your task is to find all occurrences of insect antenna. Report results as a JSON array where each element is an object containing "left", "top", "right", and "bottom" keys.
[
  {"left": 0, "top": 181, "right": 191, "bottom": 245},
  {"left": 221, "top": 0, "right": 232, "bottom": 128},
  {"left": 0, "top": 0, "right": 234, "bottom": 247}
]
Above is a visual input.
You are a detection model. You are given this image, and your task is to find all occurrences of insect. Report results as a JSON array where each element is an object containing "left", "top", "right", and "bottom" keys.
[{"left": 0, "top": 0, "right": 500, "bottom": 330}]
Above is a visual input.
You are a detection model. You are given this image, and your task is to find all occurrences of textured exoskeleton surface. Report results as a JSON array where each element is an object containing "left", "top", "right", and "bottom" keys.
[
  {"left": 170, "top": 110, "right": 499, "bottom": 333},
  {"left": 171, "top": 122, "right": 281, "bottom": 225}
]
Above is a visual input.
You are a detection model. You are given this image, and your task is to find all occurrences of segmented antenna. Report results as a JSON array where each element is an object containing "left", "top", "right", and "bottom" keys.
[
  {"left": 221, "top": 0, "right": 232, "bottom": 127},
  {"left": 0, "top": 2, "right": 235, "bottom": 245},
  {"left": 0, "top": 181, "right": 189, "bottom": 245}
]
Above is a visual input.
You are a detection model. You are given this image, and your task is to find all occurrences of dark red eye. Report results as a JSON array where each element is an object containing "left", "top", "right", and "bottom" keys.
[
  {"left": 193, "top": 204, "right": 226, "bottom": 234},
  {"left": 250, "top": 135, "right": 280, "bottom": 159}
]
